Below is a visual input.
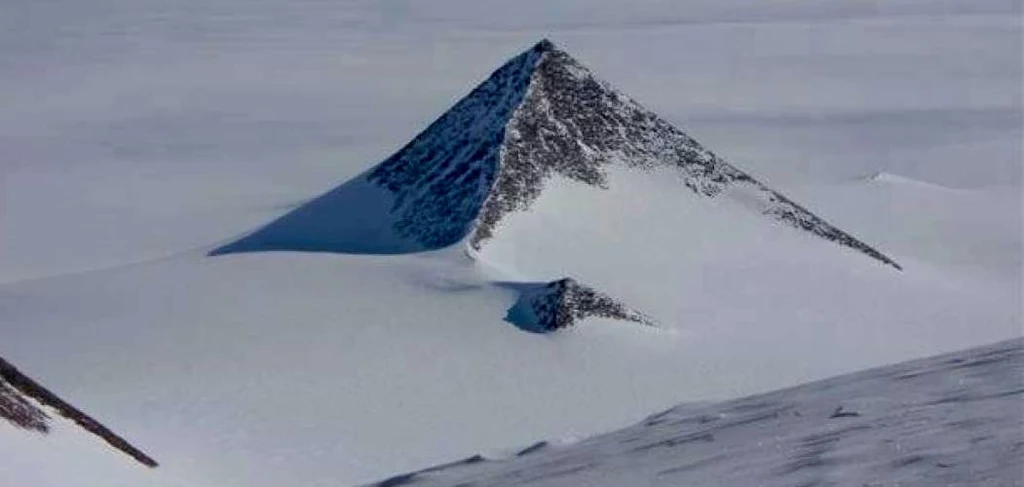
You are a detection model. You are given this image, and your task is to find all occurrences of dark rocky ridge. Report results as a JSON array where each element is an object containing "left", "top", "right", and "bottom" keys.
[
  {"left": 513, "top": 278, "right": 654, "bottom": 332},
  {"left": 0, "top": 355, "right": 158, "bottom": 468},
  {"left": 369, "top": 39, "right": 900, "bottom": 269},
  {"left": 366, "top": 44, "right": 543, "bottom": 248},
  {"left": 0, "top": 377, "right": 49, "bottom": 433}
]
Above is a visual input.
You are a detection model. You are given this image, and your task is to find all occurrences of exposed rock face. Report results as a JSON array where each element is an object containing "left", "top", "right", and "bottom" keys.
[
  {"left": 366, "top": 45, "right": 543, "bottom": 248},
  {"left": 367, "top": 39, "right": 900, "bottom": 270},
  {"left": 0, "top": 356, "right": 158, "bottom": 468},
  {"left": 472, "top": 40, "right": 749, "bottom": 246},
  {"left": 0, "top": 378, "right": 49, "bottom": 433},
  {"left": 515, "top": 278, "right": 653, "bottom": 332}
]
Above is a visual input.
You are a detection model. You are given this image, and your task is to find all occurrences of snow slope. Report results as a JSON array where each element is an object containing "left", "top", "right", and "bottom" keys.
[
  {"left": 1, "top": 1, "right": 1020, "bottom": 486},
  {"left": 367, "top": 338, "right": 1024, "bottom": 487}
]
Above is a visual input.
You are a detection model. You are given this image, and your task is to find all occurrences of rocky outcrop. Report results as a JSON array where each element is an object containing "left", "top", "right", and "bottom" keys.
[
  {"left": 0, "top": 356, "right": 158, "bottom": 468},
  {"left": 366, "top": 44, "right": 543, "bottom": 248},
  {"left": 508, "top": 278, "right": 653, "bottom": 333}
]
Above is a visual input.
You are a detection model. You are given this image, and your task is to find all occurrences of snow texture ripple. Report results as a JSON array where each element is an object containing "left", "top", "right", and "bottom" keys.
[{"left": 368, "top": 338, "right": 1024, "bottom": 487}]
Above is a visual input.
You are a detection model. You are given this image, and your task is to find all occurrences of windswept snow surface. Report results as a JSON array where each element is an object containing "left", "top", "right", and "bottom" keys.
[
  {"left": 368, "top": 338, "right": 1024, "bottom": 487},
  {"left": 0, "top": 1, "right": 1020, "bottom": 486}
]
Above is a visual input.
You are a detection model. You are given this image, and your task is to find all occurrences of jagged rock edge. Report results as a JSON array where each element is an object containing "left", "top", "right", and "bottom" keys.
[
  {"left": 507, "top": 277, "right": 656, "bottom": 333},
  {"left": 0, "top": 356, "right": 159, "bottom": 468},
  {"left": 366, "top": 39, "right": 900, "bottom": 270}
]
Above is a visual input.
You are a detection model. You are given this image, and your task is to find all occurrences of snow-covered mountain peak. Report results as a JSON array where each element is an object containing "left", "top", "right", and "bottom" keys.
[{"left": 215, "top": 39, "right": 900, "bottom": 270}]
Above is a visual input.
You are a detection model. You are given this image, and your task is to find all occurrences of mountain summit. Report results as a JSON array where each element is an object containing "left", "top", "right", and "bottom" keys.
[{"left": 213, "top": 39, "right": 899, "bottom": 270}]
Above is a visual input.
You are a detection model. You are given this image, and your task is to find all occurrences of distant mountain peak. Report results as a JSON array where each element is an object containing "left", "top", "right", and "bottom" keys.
[
  {"left": 214, "top": 40, "right": 900, "bottom": 274},
  {"left": 364, "top": 40, "right": 900, "bottom": 269}
]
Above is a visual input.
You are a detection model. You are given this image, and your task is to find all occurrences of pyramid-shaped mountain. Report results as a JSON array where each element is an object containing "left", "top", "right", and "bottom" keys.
[{"left": 212, "top": 39, "right": 900, "bottom": 270}]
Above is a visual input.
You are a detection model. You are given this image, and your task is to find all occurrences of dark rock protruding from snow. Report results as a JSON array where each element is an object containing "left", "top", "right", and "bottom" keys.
[
  {"left": 0, "top": 373, "right": 48, "bottom": 433},
  {"left": 507, "top": 278, "right": 653, "bottom": 333},
  {"left": 0, "top": 356, "right": 158, "bottom": 468},
  {"left": 365, "top": 42, "right": 545, "bottom": 249}
]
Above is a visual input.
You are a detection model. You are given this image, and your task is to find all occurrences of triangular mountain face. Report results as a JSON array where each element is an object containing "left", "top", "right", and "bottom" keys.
[
  {"left": 213, "top": 39, "right": 899, "bottom": 270},
  {"left": 211, "top": 44, "right": 543, "bottom": 256}
]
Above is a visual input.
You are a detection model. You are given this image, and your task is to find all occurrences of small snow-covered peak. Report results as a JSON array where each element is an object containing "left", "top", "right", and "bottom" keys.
[
  {"left": 505, "top": 278, "right": 654, "bottom": 333},
  {"left": 865, "top": 172, "right": 952, "bottom": 190}
]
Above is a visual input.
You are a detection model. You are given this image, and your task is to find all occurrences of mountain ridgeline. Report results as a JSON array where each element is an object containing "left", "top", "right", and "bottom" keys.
[
  {"left": 364, "top": 39, "right": 900, "bottom": 269},
  {"left": 0, "top": 356, "right": 158, "bottom": 468}
]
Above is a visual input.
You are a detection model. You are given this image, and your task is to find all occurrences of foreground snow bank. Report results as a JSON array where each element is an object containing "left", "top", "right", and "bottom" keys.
[{"left": 369, "top": 338, "right": 1024, "bottom": 486}]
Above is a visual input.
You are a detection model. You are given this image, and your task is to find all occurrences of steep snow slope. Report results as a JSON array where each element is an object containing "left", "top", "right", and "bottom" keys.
[{"left": 368, "top": 338, "right": 1024, "bottom": 487}]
